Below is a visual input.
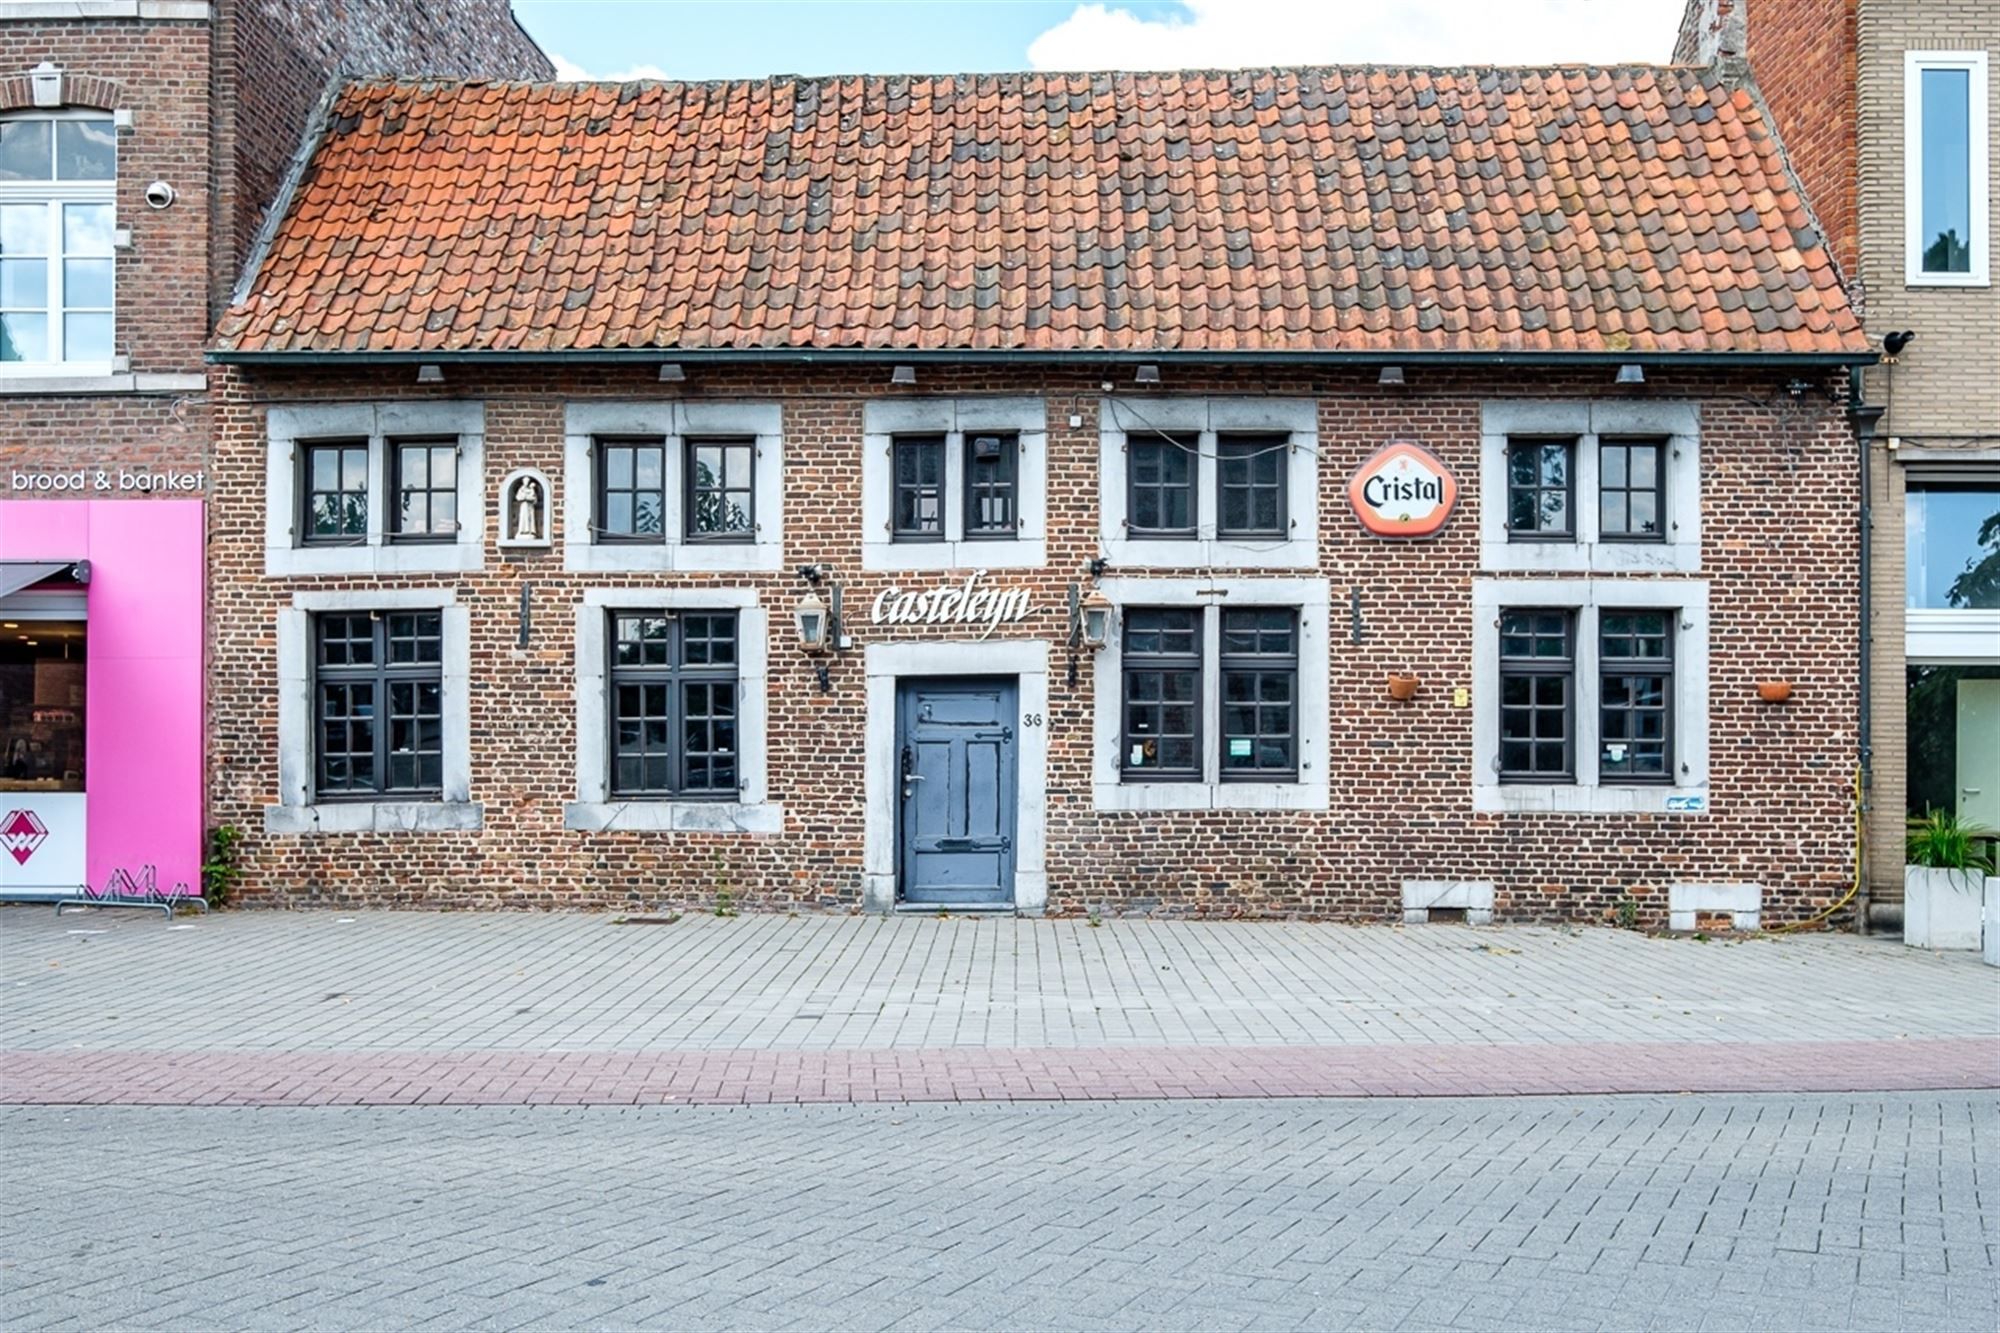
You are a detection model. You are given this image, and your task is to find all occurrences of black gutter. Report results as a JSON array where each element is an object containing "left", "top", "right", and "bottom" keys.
[{"left": 208, "top": 346, "right": 1878, "bottom": 369}]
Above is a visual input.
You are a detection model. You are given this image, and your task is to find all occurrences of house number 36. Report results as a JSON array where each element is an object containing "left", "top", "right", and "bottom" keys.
[{"left": 1023, "top": 713, "right": 1044, "bottom": 727}]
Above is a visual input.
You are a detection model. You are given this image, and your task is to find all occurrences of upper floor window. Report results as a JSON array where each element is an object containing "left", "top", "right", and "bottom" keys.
[
  {"left": 1906, "top": 52, "right": 1990, "bottom": 286},
  {"left": 862, "top": 399, "right": 1046, "bottom": 571},
  {"left": 0, "top": 112, "right": 115, "bottom": 371},
  {"left": 1481, "top": 403, "right": 1700, "bottom": 575},
  {"left": 1098, "top": 397, "right": 1320, "bottom": 570},
  {"left": 564, "top": 403, "right": 783, "bottom": 574},
  {"left": 265, "top": 402, "right": 487, "bottom": 578}
]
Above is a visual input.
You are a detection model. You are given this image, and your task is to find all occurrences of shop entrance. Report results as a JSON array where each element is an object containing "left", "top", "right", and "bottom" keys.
[
  {"left": 896, "top": 677, "right": 1017, "bottom": 906},
  {"left": 0, "top": 575, "right": 87, "bottom": 899}
]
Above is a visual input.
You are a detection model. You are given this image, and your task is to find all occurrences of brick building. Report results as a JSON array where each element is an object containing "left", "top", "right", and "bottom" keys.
[
  {"left": 0, "top": 2, "right": 548, "bottom": 901},
  {"left": 209, "top": 70, "right": 1873, "bottom": 923},
  {"left": 1678, "top": 0, "right": 2000, "bottom": 928}
]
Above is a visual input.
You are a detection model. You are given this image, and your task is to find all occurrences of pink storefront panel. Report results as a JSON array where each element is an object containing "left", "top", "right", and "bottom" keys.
[{"left": 0, "top": 499, "right": 205, "bottom": 897}]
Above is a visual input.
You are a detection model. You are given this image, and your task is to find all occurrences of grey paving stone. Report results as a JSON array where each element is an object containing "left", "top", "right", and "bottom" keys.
[{"left": 1, "top": 1092, "right": 1993, "bottom": 1331}]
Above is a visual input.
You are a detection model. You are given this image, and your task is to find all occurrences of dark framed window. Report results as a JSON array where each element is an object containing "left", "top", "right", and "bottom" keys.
[
  {"left": 389, "top": 438, "right": 458, "bottom": 543},
  {"left": 1599, "top": 610, "right": 1673, "bottom": 782},
  {"left": 313, "top": 610, "right": 443, "bottom": 799},
  {"left": 1217, "top": 435, "right": 1288, "bottom": 539},
  {"left": 1599, "top": 440, "right": 1665, "bottom": 541},
  {"left": 1220, "top": 608, "right": 1298, "bottom": 780},
  {"left": 595, "top": 437, "right": 666, "bottom": 543},
  {"left": 963, "top": 432, "right": 1018, "bottom": 539},
  {"left": 891, "top": 435, "right": 946, "bottom": 542},
  {"left": 1127, "top": 433, "right": 1196, "bottom": 538},
  {"left": 684, "top": 437, "right": 755, "bottom": 543},
  {"left": 1505, "top": 438, "right": 1574, "bottom": 540},
  {"left": 1498, "top": 609, "right": 1574, "bottom": 781},
  {"left": 609, "top": 611, "right": 738, "bottom": 798},
  {"left": 1121, "top": 607, "right": 1201, "bottom": 779},
  {"left": 300, "top": 440, "right": 369, "bottom": 545}
]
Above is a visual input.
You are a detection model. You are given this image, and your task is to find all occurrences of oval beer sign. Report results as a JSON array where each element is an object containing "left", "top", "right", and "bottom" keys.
[{"left": 1347, "top": 441, "right": 1458, "bottom": 539}]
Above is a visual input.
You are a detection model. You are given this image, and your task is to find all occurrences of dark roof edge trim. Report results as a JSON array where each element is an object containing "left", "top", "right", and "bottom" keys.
[{"left": 209, "top": 347, "right": 1877, "bottom": 369}]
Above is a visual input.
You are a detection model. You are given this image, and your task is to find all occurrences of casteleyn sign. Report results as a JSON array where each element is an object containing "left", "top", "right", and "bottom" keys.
[
  {"left": 1347, "top": 442, "right": 1458, "bottom": 539},
  {"left": 872, "top": 571, "right": 1035, "bottom": 640}
]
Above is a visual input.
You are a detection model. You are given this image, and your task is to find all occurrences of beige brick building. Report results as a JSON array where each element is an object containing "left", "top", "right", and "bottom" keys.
[{"left": 1681, "top": 0, "right": 2000, "bottom": 926}]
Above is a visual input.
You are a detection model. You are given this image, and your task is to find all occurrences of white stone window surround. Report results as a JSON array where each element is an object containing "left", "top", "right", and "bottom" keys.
[
  {"left": 264, "top": 401, "right": 487, "bottom": 577},
  {"left": 1480, "top": 401, "right": 1701, "bottom": 575},
  {"left": 563, "top": 401, "right": 785, "bottom": 574},
  {"left": 563, "top": 587, "right": 781, "bottom": 834},
  {"left": 1097, "top": 396, "right": 1319, "bottom": 569},
  {"left": 862, "top": 638, "right": 1050, "bottom": 915},
  {"left": 861, "top": 397, "right": 1048, "bottom": 571},
  {"left": 1090, "top": 576, "right": 1331, "bottom": 813},
  {"left": 1904, "top": 50, "right": 1991, "bottom": 288},
  {"left": 1471, "top": 577, "right": 1711, "bottom": 815},
  {"left": 268, "top": 588, "right": 480, "bottom": 835}
]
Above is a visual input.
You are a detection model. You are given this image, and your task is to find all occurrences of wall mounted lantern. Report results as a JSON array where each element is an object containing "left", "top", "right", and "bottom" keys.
[
  {"left": 1079, "top": 587, "right": 1112, "bottom": 650},
  {"left": 795, "top": 590, "right": 831, "bottom": 654},
  {"left": 795, "top": 565, "right": 843, "bottom": 694}
]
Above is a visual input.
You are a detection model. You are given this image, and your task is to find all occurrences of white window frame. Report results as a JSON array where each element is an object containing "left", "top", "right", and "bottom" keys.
[
  {"left": 861, "top": 397, "right": 1047, "bottom": 571},
  {"left": 264, "top": 401, "right": 486, "bottom": 576},
  {"left": 564, "top": 587, "right": 781, "bottom": 834},
  {"left": 1471, "top": 578, "right": 1711, "bottom": 815},
  {"left": 1090, "top": 576, "right": 1330, "bottom": 812},
  {"left": 1905, "top": 51, "right": 1991, "bottom": 288},
  {"left": 1480, "top": 401, "right": 1701, "bottom": 575},
  {"left": 0, "top": 108, "right": 117, "bottom": 378},
  {"left": 1098, "top": 397, "right": 1319, "bottom": 569},
  {"left": 563, "top": 401, "right": 784, "bottom": 574},
  {"left": 267, "top": 588, "right": 480, "bottom": 834}
]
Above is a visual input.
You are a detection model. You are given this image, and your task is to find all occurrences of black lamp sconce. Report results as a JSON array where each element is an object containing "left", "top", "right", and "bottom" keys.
[
  {"left": 794, "top": 564, "right": 844, "bottom": 694},
  {"left": 1066, "top": 563, "right": 1113, "bottom": 688}
]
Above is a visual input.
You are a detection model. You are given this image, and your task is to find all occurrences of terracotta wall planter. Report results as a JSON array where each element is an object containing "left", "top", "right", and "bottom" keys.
[
  {"left": 1755, "top": 680, "right": 1793, "bottom": 703},
  {"left": 1387, "top": 674, "right": 1420, "bottom": 702}
]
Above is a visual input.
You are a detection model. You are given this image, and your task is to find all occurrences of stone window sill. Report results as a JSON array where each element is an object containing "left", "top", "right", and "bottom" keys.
[
  {"left": 264, "top": 801, "right": 485, "bottom": 835},
  {"left": 1092, "top": 781, "right": 1329, "bottom": 813},
  {"left": 563, "top": 800, "right": 784, "bottom": 834},
  {"left": 0, "top": 371, "right": 207, "bottom": 395},
  {"left": 1472, "top": 784, "right": 1709, "bottom": 815}
]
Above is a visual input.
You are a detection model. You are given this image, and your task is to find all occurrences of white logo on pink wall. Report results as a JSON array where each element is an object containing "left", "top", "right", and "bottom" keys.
[{"left": 1, "top": 808, "right": 48, "bottom": 865}]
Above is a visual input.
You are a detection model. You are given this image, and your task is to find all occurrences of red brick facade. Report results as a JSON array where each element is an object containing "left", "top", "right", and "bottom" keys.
[{"left": 208, "top": 361, "right": 1862, "bottom": 925}]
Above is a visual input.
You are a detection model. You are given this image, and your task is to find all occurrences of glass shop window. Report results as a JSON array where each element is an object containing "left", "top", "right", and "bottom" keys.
[
  {"left": 1906, "top": 481, "right": 2000, "bottom": 610},
  {"left": 0, "top": 620, "right": 86, "bottom": 792}
]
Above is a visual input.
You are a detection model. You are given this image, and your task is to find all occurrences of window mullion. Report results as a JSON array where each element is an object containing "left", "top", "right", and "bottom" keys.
[
  {"left": 1201, "top": 605, "right": 1219, "bottom": 785},
  {"left": 46, "top": 198, "right": 63, "bottom": 362}
]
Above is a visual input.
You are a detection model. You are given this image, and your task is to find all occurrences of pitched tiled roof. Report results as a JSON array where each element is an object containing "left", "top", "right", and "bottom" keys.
[{"left": 215, "top": 68, "right": 1867, "bottom": 359}]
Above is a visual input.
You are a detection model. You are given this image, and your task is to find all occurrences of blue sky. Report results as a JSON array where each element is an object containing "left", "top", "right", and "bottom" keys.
[{"left": 515, "top": 1, "right": 1690, "bottom": 82}]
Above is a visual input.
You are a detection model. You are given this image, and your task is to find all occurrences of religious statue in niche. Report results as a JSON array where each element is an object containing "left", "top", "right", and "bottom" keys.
[{"left": 499, "top": 469, "right": 551, "bottom": 548}]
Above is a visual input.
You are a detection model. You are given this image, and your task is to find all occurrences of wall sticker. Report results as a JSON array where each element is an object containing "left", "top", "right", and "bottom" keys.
[{"left": 1347, "top": 442, "right": 1458, "bottom": 539}]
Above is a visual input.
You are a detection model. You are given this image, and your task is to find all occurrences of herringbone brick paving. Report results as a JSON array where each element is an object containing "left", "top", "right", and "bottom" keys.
[{"left": 2, "top": 1094, "right": 1992, "bottom": 1331}]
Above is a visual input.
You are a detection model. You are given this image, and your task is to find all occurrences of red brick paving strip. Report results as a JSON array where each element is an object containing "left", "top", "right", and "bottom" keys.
[{"left": 4, "top": 1039, "right": 1995, "bottom": 1106}]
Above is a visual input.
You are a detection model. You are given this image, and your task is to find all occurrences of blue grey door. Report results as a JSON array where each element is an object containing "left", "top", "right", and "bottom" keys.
[{"left": 897, "top": 678, "right": 1017, "bottom": 905}]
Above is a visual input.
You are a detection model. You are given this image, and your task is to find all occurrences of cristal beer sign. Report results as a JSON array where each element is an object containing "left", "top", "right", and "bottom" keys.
[{"left": 1347, "top": 441, "right": 1459, "bottom": 539}]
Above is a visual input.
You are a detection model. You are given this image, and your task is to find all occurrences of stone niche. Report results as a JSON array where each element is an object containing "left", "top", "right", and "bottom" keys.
[{"left": 498, "top": 468, "right": 551, "bottom": 549}]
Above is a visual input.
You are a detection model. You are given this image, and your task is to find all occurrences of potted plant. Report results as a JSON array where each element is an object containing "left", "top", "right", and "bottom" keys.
[{"left": 1904, "top": 809, "right": 1994, "bottom": 950}]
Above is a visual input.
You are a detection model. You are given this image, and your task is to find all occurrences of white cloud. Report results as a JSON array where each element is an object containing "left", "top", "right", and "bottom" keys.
[
  {"left": 549, "top": 52, "right": 673, "bottom": 82},
  {"left": 1026, "top": 0, "right": 1688, "bottom": 71}
]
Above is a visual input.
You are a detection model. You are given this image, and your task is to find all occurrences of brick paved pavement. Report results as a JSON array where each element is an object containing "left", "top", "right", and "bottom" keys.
[
  {"left": 5, "top": 908, "right": 1994, "bottom": 1053},
  {"left": 2, "top": 1093, "right": 1993, "bottom": 1332}
]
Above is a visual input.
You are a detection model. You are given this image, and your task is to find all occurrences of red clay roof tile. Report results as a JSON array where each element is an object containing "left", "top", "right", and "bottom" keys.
[{"left": 217, "top": 67, "right": 1866, "bottom": 358}]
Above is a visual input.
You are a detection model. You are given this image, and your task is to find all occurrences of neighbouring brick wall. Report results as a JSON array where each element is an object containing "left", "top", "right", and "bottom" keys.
[
  {"left": 208, "top": 364, "right": 1862, "bottom": 926},
  {"left": 0, "top": 17, "right": 213, "bottom": 376},
  {"left": 212, "top": 0, "right": 552, "bottom": 318},
  {"left": 1677, "top": 0, "right": 1862, "bottom": 296}
]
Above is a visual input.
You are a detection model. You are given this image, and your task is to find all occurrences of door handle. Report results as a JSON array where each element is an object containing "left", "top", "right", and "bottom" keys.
[{"left": 1965, "top": 788, "right": 1984, "bottom": 796}]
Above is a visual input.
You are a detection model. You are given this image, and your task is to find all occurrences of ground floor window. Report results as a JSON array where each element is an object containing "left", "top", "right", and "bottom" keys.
[
  {"left": 313, "top": 611, "right": 443, "bottom": 799},
  {"left": 1907, "top": 665, "right": 2000, "bottom": 837},
  {"left": 0, "top": 620, "right": 84, "bottom": 793},
  {"left": 608, "top": 610, "right": 739, "bottom": 797}
]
